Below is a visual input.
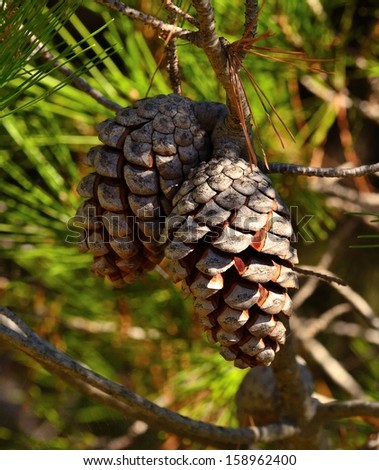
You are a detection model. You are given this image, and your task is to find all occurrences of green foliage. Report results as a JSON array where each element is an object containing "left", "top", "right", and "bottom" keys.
[
  {"left": 0, "top": 1, "right": 90, "bottom": 113},
  {"left": 0, "top": 0, "right": 378, "bottom": 450}
]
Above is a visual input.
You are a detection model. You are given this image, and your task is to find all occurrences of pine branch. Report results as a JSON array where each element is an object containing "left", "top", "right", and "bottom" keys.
[
  {"left": 244, "top": 0, "right": 259, "bottom": 38},
  {"left": 0, "top": 305, "right": 299, "bottom": 448},
  {"left": 2, "top": 302, "right": 377, "bottom": 448},
  {"left": 32, "top": 36, "right": 122, "bottom": 113},
  {"left": 166, "top": 37, "right": 182, "bottom": 94},
  {"left": 191, "top": 0, "right": 250, "bottom": 126},
  {"left": 191, "top": 0, "right": 233, "bottom": 104},
  {"left": 332, "top": 282, "right": 379, "bottom": 330}
]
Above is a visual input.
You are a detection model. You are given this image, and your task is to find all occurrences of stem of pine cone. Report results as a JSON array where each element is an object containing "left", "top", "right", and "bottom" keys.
[
  {"left": 239, "top": 0, "right": 259, "bottom": 64},
  {"left": 165, "top": 7, "right": 182, "bottom": 94},
  {"left": 191, "top": 1, "right": 250, "bottom": 127}
]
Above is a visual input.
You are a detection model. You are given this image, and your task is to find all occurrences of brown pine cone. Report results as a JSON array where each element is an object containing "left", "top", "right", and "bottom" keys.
[
  {"left": 75, "top": 94, "right": 225, "bottom": 286},
  {"left": 162, "top": 156, "right": 298, "bottom": 368}
]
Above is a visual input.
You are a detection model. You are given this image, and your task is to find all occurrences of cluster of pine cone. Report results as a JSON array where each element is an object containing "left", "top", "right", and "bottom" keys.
[{"left": 75, "top": 94, "right": 298, "bottom": 368}]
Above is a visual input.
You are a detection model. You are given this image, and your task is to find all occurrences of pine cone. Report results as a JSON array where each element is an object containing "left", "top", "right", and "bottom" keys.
[
  {"left": 75, "top": 94, "right": 221, "bottom": 286},
  {"left": 162, "top": 156, "right": 298, "bottom": 368}
]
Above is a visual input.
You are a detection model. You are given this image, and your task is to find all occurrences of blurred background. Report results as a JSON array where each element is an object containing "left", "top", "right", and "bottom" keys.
[{"left": 0, "top": 0, "right": 378, "bottom": 449}]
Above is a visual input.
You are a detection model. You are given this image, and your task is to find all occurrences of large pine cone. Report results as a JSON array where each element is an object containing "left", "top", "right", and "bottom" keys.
[
  {"left": 75, "top": 94, "right": 224, "bottom": 286},
  {"left": 162, "top": 156, "right": 298, "bottom": 368}
]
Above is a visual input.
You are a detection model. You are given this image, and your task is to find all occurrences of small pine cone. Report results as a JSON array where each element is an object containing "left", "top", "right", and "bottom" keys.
[
  {"left": 75, "top": 94, "right": 220, "bottom": 286},
  {"left": 162, "top": 156, "right": 299, "bottom": 368}
]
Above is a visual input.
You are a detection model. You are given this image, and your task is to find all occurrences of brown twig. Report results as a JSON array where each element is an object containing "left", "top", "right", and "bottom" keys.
[
  {"left": 166, "top": 38, "right": 182, "bottom": 94},
  {"left": 294, "top": 265, "right": 346, "bottom": 286},
  {"left": 295, "top": 330, "right": 366, "bottom": 398},
  {"left": 292, "top": 220, "right": 357, "bottom": 310},
  {"left": 332, "top": 283, "right": 379, "bottom": 330},
  {"left": 298, "top": 303, "right": 352, "bottom": 340}
]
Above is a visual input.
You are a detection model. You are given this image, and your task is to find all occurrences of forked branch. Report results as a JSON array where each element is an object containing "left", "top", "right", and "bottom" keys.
[
  {"left": 2, "top": 305, "right": 379, "bottom": 448},
  {"left": 0, "top": 305, "right": 298, "bottom": 447}
]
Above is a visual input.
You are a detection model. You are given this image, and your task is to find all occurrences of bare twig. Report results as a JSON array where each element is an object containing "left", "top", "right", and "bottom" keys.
[
  {"left": 0, "top": 305, "right": 299, "bottom": 447},
  {"left": 300, "top": 75, "right": 352, "bottom": 108},
  {"left": 163, "top": 0, "right": 199, "bottom": 27},
  {"left": 243, "top": 0, "right": 259, "bottom": 38},
  {"left": 299, "top": 303, "right": 352, "bottom": 340},
  {"left": 292, "top": 220, "right": 357, "bottom": 310},
  {"left": 294, "top": 265, "right": 346, "bottom": 286},
  {"left": 310, "top": 179, "right": 379, "bottom": 214},
  {"left": 332, "top": 283, "right": 379, "bottom": 330},
  {"left": 263, "top": 161, "right": 379, "bottom": 177},
  {"left": 330, "top": 321, "right": 379, "bottom": 346},
  {"left": 62, "top": 315, "right": 160, "bottom": 339},
  {"left": 318, "top": 400, "right": 379, "bottom": 422},
  {"left": 95, "top": 0, "right": 197, "bottom": 42},
  {"left": 354, "top": 97, "right": 379, "bottom": 125},
  {"left": 295, "top": 333, "right": 366, "bottom": 398},
  {"left": 166, "top": 38, "right": 182, "bottom": 94},
  {"left": 301, "top": 74, "right": 379, "bottom": 125},
  {"left": 191, "top": 0, "right": 222, "bottom": 67}
]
